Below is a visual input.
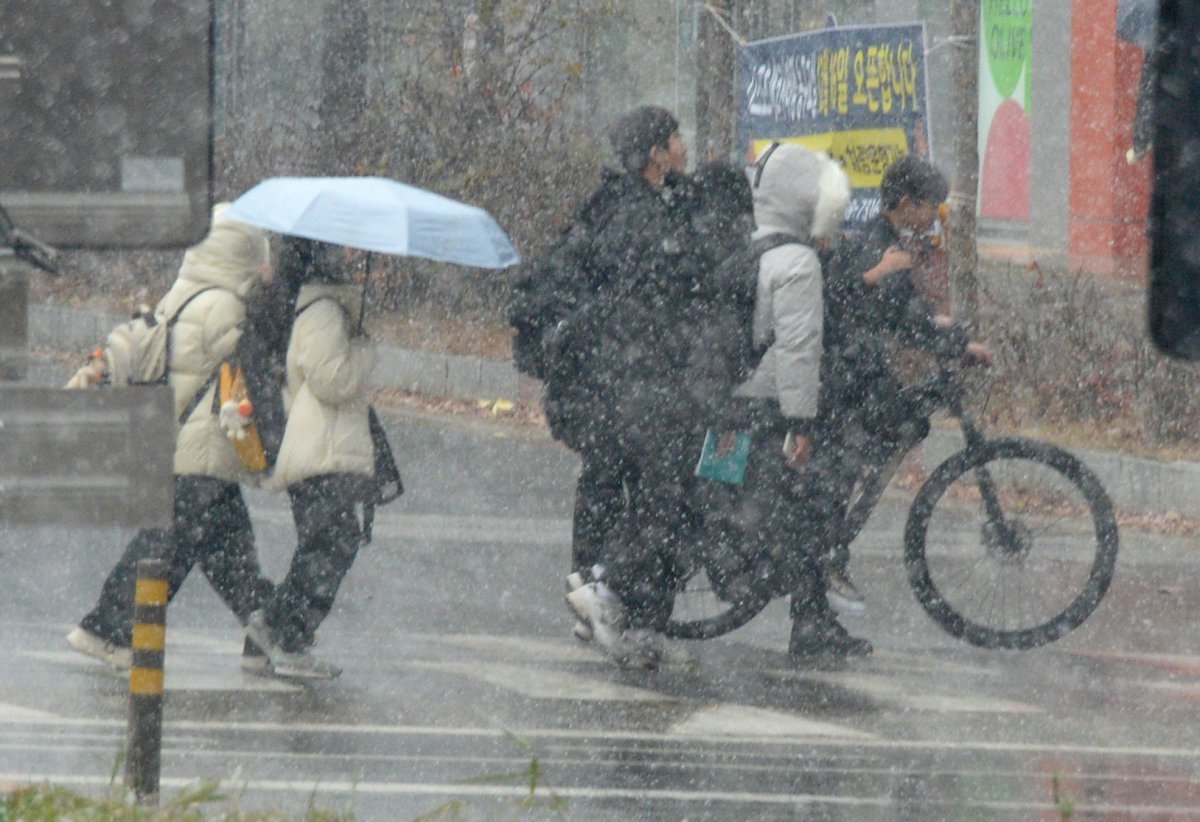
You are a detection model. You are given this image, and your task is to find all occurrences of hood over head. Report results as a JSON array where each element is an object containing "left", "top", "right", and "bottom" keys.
[
  {"left": 176, "top": 202, "right": 270, "bottom": 299},
  {"left": 751, "top": 143, "right": 851, "bottom": 243}
]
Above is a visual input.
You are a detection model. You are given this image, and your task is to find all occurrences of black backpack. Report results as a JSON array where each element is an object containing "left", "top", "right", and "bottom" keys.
[
  {"left": 691, "top": 232, "right": 802, "bottom": 419},
  {"left": 506, "top": 220, "right": 598, "bottom": 381}
]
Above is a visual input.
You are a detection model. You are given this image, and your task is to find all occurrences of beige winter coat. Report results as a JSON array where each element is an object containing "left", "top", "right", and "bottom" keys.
[
  {"left": 267, "top": 282, "right": 376, "bottom": 490},
  {"left": 160, "top": 205, "right": 270, "bottom": 480}
]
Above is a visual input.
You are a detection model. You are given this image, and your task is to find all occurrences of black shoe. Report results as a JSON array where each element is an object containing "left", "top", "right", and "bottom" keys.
[
  {"left": 788, "top": 617, "right": 873, "bottom": 660},
  {"left": 241, "top": 636, "right": 270, "bottom": 675}
]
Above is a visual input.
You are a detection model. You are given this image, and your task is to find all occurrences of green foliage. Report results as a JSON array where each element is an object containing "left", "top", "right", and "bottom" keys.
[
  {"left": 413, "top": 731, "right": 567, "bottom": 820},
  {"left": 1050, "top": 771, "right": 1077, "bottom": 820},
  {"left": 0, "top": 781, "right": 354, "bottom": 821}
]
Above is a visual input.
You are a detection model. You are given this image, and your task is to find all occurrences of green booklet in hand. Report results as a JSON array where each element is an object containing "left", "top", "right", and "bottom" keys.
[{"left": 695, "top": 429, "right": 752, "bottom": 485}]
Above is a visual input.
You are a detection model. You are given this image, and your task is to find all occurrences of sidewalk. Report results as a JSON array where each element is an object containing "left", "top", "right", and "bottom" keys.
[{"left": 28, "top": 301, "right": 1200, "bottom": 520}]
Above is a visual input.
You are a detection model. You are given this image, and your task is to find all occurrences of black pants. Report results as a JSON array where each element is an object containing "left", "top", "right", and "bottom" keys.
[
  {"left": 728, "top": 408, "right": 840, "bottom": 626},
  {"left": 812, "top": 379, "right": 932, "bottom": 572},
  {"left": 598, "top": 413, "right": 702, "bottom": 632},
  {"left": 571, "top": 447, "right": 637, "bottom": 573},
  {"left": 79, "top": 476, "right": 274, "bottom": 647},
  {"left": 265, "top": 474, "right": 364, "bottom": 653}
]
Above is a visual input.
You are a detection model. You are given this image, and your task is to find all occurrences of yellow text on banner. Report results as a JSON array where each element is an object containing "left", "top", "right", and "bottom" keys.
[{"left": 752, "top": 129, "right": 910, "bottom": 189}]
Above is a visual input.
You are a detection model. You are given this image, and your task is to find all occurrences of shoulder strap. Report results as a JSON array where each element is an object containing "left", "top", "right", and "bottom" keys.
[
  {"left": 166, "top": 285, "right": 221, "bottom": 328},
  {"left": 749, "top": 232, "right": 804, "bottom": 258},
  {"left": 171, "top": 286, "right": 233, "bottom": 425},
  {"left": 295, "top": 294, "right": 358, "bottom": 336}
]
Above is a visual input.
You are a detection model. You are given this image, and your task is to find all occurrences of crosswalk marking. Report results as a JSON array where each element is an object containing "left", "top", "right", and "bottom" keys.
[
  {"left": 673, "top": 704, "right": 873, "bottom": 739},
  {"left": 23, "top": 649, "right": 299, "bottom": 693},
  {"left": 414, "top": 633, "right": 597, "bottom": 663},
  {"left": 0, "top": 703, "right": 57, "bottom": 721},
  {"left": 410, "top": 660, "right": 675, "bottom": 702},
  {"left": 782, "top": 671, "right": 1042, "bottom": 714},
  {"left": 252, "top": 509, "right": 573, "bottom": 545},
  {"left": 27, "top": 630, "right": 1200, "bottom": 739},
  {"left": 412, "top": 634, "right": 1043, "bottom": 715}
]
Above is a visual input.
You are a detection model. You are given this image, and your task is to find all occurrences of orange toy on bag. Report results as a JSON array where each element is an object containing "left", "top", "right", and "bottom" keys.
[{"left": 219, "top": 362, "right": 269, "bottom": 472}]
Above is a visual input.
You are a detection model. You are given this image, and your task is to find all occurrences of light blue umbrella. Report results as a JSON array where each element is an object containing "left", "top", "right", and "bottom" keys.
[{"left": 224, "top": 176, "right": 520, "bottom": 269}]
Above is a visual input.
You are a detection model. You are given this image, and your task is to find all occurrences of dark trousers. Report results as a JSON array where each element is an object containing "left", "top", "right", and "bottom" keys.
[
  {"left": 80, "top": 476, "right": 274, "bottom": 647},
  {"left": 265, "top": 474, "right": 364, "bottom": 653},
  {"left": 598, "top": 418, "right": 702, "bottom": 632},
  {"left": 812, "top": 378, "right": 932, "bottom": 572},
  {"left": 571, "top": 448, "right": 637, "bottom": 573},
  {"left": 733, "top": 413, "right": 840, "bottom": 626}
]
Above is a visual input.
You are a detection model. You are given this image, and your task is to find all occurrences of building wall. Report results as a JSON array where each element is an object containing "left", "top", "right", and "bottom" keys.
[
  {"left": 1028, "top": 0, "right": 1072, "bottom": 266},
  {"left": 1067, "top": 0, "right": 1151, "bottom": 278}
]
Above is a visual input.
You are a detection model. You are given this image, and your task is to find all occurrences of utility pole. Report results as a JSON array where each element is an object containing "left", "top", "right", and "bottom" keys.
[
  {"left": 948, "top": 0, "right": 980, "bottom": 330},
  {"left": 695, "top": 0, "right": 738, "bottom": 162},
  {"left": 318, "top": 0, "right": 369, "bottom": 175}
]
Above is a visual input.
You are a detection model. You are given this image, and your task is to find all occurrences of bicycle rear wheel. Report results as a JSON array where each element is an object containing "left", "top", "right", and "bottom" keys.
[
  {"left": 904, "top": 437, "right": 1119, "bottom": 650},
  {"left": 662, "top": 514, "right": 772, "bottom": 640}
]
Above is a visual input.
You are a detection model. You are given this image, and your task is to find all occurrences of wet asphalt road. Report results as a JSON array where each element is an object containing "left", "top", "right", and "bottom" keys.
[{"left": 2, "top": 407, "right": 1200, "bottom": 820}]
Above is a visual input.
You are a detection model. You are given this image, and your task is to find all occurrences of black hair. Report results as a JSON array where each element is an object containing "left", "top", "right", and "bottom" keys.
[
  {"left": 608, "top": 105, "right": 680, "bottom": 174},
  {"left": 691, "top": 160, "right": 754, "bottom": 265},
  {"left": 692, "top": 160, "right": 753, "bottom": 219},
  {"left": 277, "top": 236, "right": 343, "bottom": 292},
  {"left": 245, "top": 236, "right": 344, "bottom": 362},
  {"left": 880, "top": 154, "right": 949, "bottom": 211}
]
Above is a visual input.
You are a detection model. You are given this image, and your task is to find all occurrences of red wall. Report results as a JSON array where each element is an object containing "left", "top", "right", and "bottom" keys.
[{"left": 1068, "top": 0, "right": 1151, "bottom": 278}]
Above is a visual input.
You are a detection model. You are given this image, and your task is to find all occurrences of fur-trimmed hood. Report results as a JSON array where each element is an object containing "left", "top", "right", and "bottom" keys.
[
  {"left": 173, "top": 202, "right": 269, "bottom": 301},
  {"left": 750, "top": 144, "right": 851, "bottom": 243}
]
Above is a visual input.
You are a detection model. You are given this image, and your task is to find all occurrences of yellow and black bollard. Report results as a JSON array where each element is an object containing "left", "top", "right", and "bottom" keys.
[{"left": 125, "top": 557, "right": 167, "bottom": 805}]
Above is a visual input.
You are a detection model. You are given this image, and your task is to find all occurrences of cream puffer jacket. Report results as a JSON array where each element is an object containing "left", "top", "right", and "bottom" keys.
[
  {"left": 735, "top": 145, "right": 851, "bottom": 425},
  {"left": 267, "top": 283, "right": 376, "bottom": 490},
  {"left": 162, "top": 206, "right": 270, "bottom": 480}
]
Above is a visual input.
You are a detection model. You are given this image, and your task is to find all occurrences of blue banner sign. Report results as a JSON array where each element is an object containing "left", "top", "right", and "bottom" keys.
[{"left": 739, "top": 23, "right": 932, "bottom": 225}]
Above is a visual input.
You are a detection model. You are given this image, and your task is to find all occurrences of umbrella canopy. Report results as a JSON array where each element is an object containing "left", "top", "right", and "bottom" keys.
[
  {"left": 1117, "top": 0, "right": 1157, "bottom": 50},
  {"left": 223, "top": 176, "right": 520, "bottom": 269}
]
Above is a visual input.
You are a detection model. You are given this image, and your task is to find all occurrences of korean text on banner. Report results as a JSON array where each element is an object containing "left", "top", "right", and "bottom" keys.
[{"left": 739, "top": 23, "right": 932, "bottom": 226}]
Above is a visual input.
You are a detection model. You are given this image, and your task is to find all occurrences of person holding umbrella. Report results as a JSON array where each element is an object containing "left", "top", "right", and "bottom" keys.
[
  {"left": 220, "top": 175, "right": 517, "bottom": 678},
  {"left": 242, "top": 236, "right": 376, "bottom": 680}
]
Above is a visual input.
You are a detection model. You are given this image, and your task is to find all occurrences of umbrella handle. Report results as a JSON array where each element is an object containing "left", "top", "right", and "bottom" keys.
[{"left": 358, "top": 252, "right": 369, "bottom": 336}]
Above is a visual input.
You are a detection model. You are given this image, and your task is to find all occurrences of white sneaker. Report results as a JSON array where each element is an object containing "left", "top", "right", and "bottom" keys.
[
  {"left": 66, "top": 627, "right": 132, "bottom": 671},
  {"left": 566, "top": 582, "right": 662, "bottom": 670},
  {"left": 825, "top": 569, "right": 868, "bottom": 615},
  {"left": 268, "top": 648, "right": 342, "bottom": 680},
  {"left": 244, "top": 610, "right": 276, "bottom": 654},
  {"left": 565, "top": 572, "right": 593, "bottom": 642}
]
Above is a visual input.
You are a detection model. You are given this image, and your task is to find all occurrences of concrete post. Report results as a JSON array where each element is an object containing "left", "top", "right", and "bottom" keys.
[{"left": 0, "top": 250, "right": 29, "bottom": 381}]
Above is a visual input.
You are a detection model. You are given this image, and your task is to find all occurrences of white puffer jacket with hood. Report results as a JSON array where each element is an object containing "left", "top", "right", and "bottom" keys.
[
  {"left": 161, "top": 204, "right": 269, "bottom": 480},
  {"left": 734, "top": 144, "right": 851, "bottom": 427},
  {"left": 267, "top": 282, "right": 376, "bottom": 490}
]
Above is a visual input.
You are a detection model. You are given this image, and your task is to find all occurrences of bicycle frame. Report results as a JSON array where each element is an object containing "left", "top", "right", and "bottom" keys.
[{"left": 839, "top": 364, "right": 1014, "bottom": 555}]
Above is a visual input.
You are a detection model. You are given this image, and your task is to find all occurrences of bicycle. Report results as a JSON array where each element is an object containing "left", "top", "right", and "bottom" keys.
[{"left": 664, "top": 359, "right": 1120, "bottom": 650}]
